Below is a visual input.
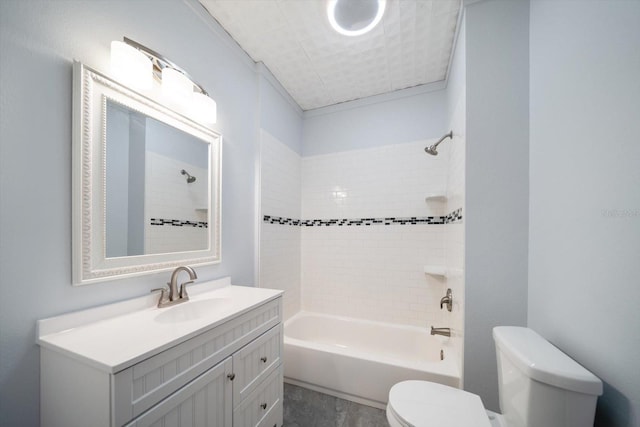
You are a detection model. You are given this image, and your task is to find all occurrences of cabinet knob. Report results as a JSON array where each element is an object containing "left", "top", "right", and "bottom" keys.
[
  {"left": 260, "top": 402, "right": 267, "bottom": 410},
  {"left": 227, "top": 373, "right": 236, "bottom": 381},
  {"left": 260, "top": 356, "right": 268, "bottom": 363}
]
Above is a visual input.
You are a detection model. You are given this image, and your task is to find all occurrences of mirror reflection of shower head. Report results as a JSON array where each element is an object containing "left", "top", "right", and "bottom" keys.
[
  {"left": 181, "top": 169, "right": 196, "bottom": 183},
  {"left": 425, "top": 131, "right": 453, "bottom": 156}
]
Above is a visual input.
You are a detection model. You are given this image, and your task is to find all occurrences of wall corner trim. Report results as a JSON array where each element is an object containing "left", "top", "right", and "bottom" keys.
[
  {"left": 257, "top": 63, "right": 304, "bottom": 117},
  {"left": 303, "top": 81, "right": 447, "bottom": 119},
  {"left": 182, "top": 0, "right": 257, "bottom": 72}
]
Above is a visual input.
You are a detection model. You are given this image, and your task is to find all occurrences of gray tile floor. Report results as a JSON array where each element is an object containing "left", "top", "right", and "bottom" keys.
[{"left": 283, "top": 383, "right": 390, "bottom": 427}]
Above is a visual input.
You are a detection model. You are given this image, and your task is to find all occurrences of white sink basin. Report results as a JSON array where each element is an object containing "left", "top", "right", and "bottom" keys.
[{"left": 154, "top": 298, "right": 232, "bottom": 323}]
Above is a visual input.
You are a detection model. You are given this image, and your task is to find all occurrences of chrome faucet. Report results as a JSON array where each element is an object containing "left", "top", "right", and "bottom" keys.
[
  {"left": 440, "top": 288, "right": 453, "bottom": 312},
  {"left": 431, "top": 326, "right": 451, "bottom": 337},
  {"left": 152, "top": 266, "right": 197, "bottom": 308}
]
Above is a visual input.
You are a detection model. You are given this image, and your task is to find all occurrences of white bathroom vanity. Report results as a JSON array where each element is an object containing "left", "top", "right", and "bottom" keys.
[{"left": 37, "top": 278, "right": 283, "bottom": 427}]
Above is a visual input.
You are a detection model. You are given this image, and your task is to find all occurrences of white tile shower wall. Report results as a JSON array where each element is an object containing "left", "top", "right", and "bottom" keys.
[
  {"left": 302, "top": 225, "right": 447, "bottom": 326},
  {"left": 302, "top": 140, "right": 449, "bottom": 220},
  {"left": 145, "top": 152, "right": 208, "bottom": 254},
  {"left": 301, "top": 140, "right": 449, "bottom": 327},
  {"left": 259, "top": 130, "right": 301, "bottom": 319}
]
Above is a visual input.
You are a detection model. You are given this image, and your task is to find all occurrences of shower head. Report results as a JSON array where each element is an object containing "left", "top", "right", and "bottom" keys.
[
  {"left": 181, "top": 169, "right": 196, "bottom": 183},
  {"left": 424, "top": 131, "right": 453, "bottom": 156},
  {"left": 424, "top": 145, "right": 439, "bottom": 156}
]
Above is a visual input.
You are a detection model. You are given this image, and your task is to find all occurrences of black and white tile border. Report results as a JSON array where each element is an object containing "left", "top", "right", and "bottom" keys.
[
  {"left": 263, "top": 208, "right": 463, "bottom": 227},
  {"left": 150, "top": 218, "right": 208, "bottom": 228},
  {"left": 445, "top": 207, "right": 463, "bottom": 223}
]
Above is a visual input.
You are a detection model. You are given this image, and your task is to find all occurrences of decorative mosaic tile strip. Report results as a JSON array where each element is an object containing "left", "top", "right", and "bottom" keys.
[
  {"left": 263, "top": 208, "right": 463, "bottom": 228},
  {"left": 262, "top": 217, "right": 302, "bottom": 226},
  {"left": 150, "top": 218, "right": 208, "bottom": 228},
  {"left": 446, "top": 208, "right": 463, "bottom": 223}
]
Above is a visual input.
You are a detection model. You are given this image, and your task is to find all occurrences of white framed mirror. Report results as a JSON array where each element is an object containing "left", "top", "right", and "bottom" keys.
[{"left": 72, "top": 62, "right": 221, "bottom": 285}]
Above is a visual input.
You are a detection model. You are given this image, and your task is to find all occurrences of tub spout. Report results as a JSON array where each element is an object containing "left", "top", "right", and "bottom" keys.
[{"left": 431, "top": 327, "right": 451, "bottom": 337}]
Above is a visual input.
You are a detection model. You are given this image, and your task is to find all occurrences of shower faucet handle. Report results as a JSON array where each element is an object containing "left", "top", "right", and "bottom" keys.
[{"left": 440, "top": 288, "right": 453, "bottom": 312}]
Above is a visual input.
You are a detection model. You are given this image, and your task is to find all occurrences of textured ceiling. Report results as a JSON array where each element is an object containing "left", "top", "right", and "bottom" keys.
[{"left": 199, "top": 0, "right": 461, "bottom": 111}]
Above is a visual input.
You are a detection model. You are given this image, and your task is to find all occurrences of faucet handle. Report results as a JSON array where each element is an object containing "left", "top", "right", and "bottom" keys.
[
  {"left": 440, "top": 288, "right": 453, "bottom": 312},
  {"left": 179, "top": 280, "right": 194, "bottom": 300},
  {"left": 151, "top": 286, "right": 170, "bottom": 307}
]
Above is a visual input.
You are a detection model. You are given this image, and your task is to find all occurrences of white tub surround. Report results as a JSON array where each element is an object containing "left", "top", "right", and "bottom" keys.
[
  {"left": 283, "top": 312, "right": 459, "bottom": 409},
  {"left": 37, "top": 277, "right": 284, "bottom": 427},
  {"left": 299, "top": 140, "right": 458, "bottom": 328}
]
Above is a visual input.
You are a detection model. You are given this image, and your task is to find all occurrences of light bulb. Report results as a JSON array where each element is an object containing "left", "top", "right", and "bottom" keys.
[
  {"left": 110, "top": 41, "right": 152, "bottom": 90},
  {"left": 162, "top": 67, "right": 193, "bottom": 107},
  {"left": 191, "top": 92, "right": 217, "bottom": 124}
]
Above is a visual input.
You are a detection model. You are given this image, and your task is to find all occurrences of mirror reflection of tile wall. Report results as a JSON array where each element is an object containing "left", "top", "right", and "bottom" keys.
[{"left": 145, "top": 152, "right": 208, "bottom": 254}]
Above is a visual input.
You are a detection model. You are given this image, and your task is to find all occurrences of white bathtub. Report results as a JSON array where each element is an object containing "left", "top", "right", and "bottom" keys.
[{"left": 283, "top": 312, "right": 460, "bottom": 409}]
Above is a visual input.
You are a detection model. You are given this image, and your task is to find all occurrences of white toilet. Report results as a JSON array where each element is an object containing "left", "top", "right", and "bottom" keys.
[{"left": 386, "top": 326, "right": 603, "bottom": 427}]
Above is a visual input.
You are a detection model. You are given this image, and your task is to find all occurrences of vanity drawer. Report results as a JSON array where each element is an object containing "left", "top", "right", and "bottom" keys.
[
  {"left": 257, "top": 403, "right": 282, "bottom": 427},
  {"left": 113, "top": 298, "right": 281, "bottom": 426},
  {"left": 233, "top": 324, "right": 282, "bottom": 406},
  {"left": 232, "top": 365, "right": 283, "bottom": 427}
]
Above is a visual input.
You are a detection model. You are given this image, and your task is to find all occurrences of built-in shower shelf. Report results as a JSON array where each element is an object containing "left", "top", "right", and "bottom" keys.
[
  {"left": 424, "top": 265, "right": 446, "bottom": 276},
  {"left": 423, "top": 266, "right": 463, "bottom": 278},
  {"left": 425, "top": 193, "right": 447, "bottom": 202},
  {"left": 195, "top": 207, "right": 208, "bottom": 212}
]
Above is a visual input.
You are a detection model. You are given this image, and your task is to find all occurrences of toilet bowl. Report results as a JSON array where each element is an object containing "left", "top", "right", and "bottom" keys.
[{"left": 387, "top": 327, "right": 603, "bottom": 427}]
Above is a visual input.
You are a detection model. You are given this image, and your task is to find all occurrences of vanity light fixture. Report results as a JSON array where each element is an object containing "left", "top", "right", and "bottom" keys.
[
  {"left": 327, "top": 0, "right": 386, "bottom": 37},
  {"left": 109, "top": 38, "right": 217, "bottom": 124}
]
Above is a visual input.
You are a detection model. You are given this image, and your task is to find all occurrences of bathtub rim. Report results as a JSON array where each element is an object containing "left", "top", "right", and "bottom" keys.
[{"left": 283, "top": 310, "right": 460, "bottom": 381}]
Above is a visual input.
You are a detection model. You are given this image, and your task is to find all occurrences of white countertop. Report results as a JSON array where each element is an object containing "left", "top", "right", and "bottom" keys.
[{"left": 37, "top": 279, "right": 282, "bottom": 373}]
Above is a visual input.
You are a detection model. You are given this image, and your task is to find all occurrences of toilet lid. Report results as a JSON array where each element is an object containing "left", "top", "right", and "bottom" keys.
[{"left": 388, "top": 381, "right": 492, "bottom": 427}]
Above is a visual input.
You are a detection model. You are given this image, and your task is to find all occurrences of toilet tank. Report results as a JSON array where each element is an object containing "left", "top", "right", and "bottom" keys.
[{"left": 493, "top": 327, "right": 603, "bottom": 427}]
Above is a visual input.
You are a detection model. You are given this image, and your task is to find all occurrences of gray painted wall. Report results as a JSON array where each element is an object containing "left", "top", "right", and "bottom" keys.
[
  {"left": 0, "top": 0, "right": 301, "bottom": 425},
  {"left": 464, "top": 0, "right": 530, "bottom": 411},
  {"left": 446, "top": 17, "right": 465, "bottom": 132},
  {"left": 145, "top": 118, "right": 209, "bottom": 169},
  {"left": 302, "top": 87, "right": 448, "bottom": 156},
  {"left": 259, "top": 70, "right": 304, "bottom": 155},
  {"left": 528, "top": 1, "right": 640, "bottom": 426}
]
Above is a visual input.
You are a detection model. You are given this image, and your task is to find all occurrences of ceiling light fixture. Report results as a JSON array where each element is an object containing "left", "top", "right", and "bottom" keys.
[
  {"left": 327, "top": 0, "right": 386, "bottom": 37},
  {"left": 109, "top": 38, "right": 217, "bottom": 124}
]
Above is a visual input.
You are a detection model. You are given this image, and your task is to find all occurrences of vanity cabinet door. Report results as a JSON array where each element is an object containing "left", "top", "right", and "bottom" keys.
[
  {"left": 232, "top": 324, "right": 282, "bottom": 405},
  {"left": 125, "top": 357, "right": 233, "bottom": 427}
]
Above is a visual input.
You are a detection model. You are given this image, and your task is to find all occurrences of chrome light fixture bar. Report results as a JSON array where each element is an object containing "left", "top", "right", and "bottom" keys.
[
  {"left": 123, "top": 37, "right": 211, "bottom": 97},
  {"left": 110, "top": 37, "right": 217, "bottom": 124}
]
